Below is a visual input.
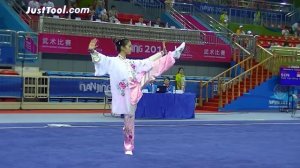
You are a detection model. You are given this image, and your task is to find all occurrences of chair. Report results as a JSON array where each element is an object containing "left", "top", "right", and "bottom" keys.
[{"left": 104, "top": 90, "right": 112, "bottom": 109}]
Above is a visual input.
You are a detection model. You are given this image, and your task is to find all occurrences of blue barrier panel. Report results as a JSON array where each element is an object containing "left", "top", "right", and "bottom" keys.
[
  {"left": 49, "top": 77, "right": 205, "bottom": 98},
  {"left": 0, "top": 45, "right": 15, "bottom": 65},
  {"left": 195, "top": 3, "right": 228, "bottom": 15},
  {"left": 222, "top": 76, "right": 293, "bottom": 111},
  {"left": 0, "top": 76, "right": 22, "bottom": 97},
  {"left": 0, "top": 76, "right": 211, "bottom": 101},
  {"left": 194, "top": 2, "right": 286, "bottom": 23},
  {"left": 49, "top": 78, "right": 110, "bottom": 98}
]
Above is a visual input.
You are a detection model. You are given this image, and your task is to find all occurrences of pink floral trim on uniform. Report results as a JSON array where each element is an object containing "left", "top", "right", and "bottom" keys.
[{"left": 118, "top": 79, "right": 128, "bottom": 96}]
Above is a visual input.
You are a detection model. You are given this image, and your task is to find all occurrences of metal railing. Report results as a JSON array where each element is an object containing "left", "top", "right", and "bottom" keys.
[
  {"left": 133, "top": 0, "right": 164, "bottom": 9},
  {"left": 171, "top": 2, "right": 237, "bottom": 51},
  {"left": 219, "top": 46, "right": 273, "bottom": 107},
  {"left": 39, "top": 16, "right": 241, "bottom": 46},
  {"left": 5, "top": 0, "right": 38, "bottom": 31},
  {"left": 0, "top": 30, "right": 38, "bottom": 65},
  {"left": 198, "top": 33, "right": 257, "bottom": 108},
  {"left": 199, "top": 44, "right": 300, "bottom": 109},
  {"left": 229, "top": 8, "right": 286, "bottom": 27},
  {"left": 234, "top": 0, "right": 293, "bottom": 13},
  {"left": 172, "top": 2, "right": 233, "bottom": 34},
  {"left": 231, "top": 34, "right": 257, "bottom": 58},
  {"left": 130, "top": 0, "right": 294, "bottom": 27},
  {"left": 220, "top": 46, "right": 300, "bottom": 108},
  {"left": 194, "top": 6, "right": 234, "bottom": 44},
  {"left": 171, "top": 1, "right": 293, "bottom": 27},
  {"left": 170, "top": 5, "right": 212, "bottom": 43},
  {"left": 169, "top": 7, "right": 197, "bottom": 30},
  {"left": 0, "top": 30, "right": 17, "bottom": 66},
  {"left": 195, "top": 7, "right": 233, "bottom": 34},
  {"left": 199, "top": 40, "right": 254, "bottom": 107},
  {"left": 132, "top": 0, "right": 164, "bottom": 19},
  {"left": 172, "top": 2, "right": 259, "bottom": 51},
  {"left": 201, "top": 31, "right": 232, "bottom": 46},
  {"left": 39, "top": 16, "right": 203, "bottom": 44},
  {"left": 268, "top": 47, "right": 300, "bottom": 66},
  {"left": 175, "top": 0, "right": 293, "bottom": 13},
  {"left": 285, "top": 11, "right": 296, "bottom": 26},
  {"left": 173, "top": 2, "right": 195, "bottom": 14},
  {"left": 16, "top": 31, "right": 39, "bottom": 61},
  {"left": 0, "top": 30, "right": 16, "bottom": 46}
]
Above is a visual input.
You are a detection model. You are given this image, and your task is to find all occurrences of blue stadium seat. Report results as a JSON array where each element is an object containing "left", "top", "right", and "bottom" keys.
[
  {"left": 61, "top": 98, "right": 75, "bottom": 102},
  {"left": 46, "top": 71, "right": 61, "bottom": 76},
  {"left": 49, "top": 98, "right": 61, "bottom": 102},
  {"left": 83, "top": 73, "right": 96, "bottom": 77},
  {"left": 72, "top": 72, "right": 84, "bottom": 77},
  {"left": 59, "top": 72, "right": 73, "bottom": 76}
]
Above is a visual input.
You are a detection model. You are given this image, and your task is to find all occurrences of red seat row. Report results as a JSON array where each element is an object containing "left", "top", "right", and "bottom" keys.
[
  {"left": 258, "top": 35, "right": 300, "bottom": 48},
  {"left": 117, "top": 13, "right": 143, "bottom": 24},
  {"left": 258, "top": 35, "right": 300, "bottom": 42},
  {"left": 0, "top": 70, "right": 19, "bottom": 75},
  {"left": 0, "top": 98, "right": 17, "bottom": 102}
]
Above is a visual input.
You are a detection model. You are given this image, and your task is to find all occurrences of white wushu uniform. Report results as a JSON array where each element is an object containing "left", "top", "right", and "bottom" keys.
[{"left": 92, "top": 51, "right": 152, "bottom": 115}]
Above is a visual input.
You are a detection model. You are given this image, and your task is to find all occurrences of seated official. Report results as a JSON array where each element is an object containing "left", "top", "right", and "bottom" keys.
[
  {"left": 144, "top": 80, "right": 157, "bottom": 93},
  {"left": 162, "top": 77, "right": 173, "bottom": 93}
]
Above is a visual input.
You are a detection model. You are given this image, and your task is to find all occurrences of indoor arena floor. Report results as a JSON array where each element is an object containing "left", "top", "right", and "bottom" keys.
[{"left": 0, "top": 111, "right": 300, "bottom": 168}]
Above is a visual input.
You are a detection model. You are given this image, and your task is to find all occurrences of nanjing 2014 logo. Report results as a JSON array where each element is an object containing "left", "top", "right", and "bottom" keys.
[{"left": 271, "top": 84, "right": 289, "bottom": 100}]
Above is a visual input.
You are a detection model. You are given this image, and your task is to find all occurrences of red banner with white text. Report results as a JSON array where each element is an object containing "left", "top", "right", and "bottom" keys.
[{"left": 38, "top": 33, "right": 231, "bottom": 62}]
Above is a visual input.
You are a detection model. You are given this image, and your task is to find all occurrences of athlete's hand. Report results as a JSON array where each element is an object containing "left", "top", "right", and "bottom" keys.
[
  {"left": 88, "top": 38, "right": 98, "bottom": 52},
  {"left": 162, "top": 41, "right": 167, "bottom": 54}
]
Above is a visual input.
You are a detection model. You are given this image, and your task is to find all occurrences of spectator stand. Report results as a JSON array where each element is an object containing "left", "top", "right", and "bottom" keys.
[{"left": 258, "top": 35, "right": 300, "bottom": 48}]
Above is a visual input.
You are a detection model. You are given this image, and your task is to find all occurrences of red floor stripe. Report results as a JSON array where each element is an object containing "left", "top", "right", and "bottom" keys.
[
  {"left": 195, "top": 110, "right": 219, "bottom": 113},
  {"left": 0, "top": 110, "right": 220, "bottom": 114},
  {"left": 0, "top": 109, "right": 111, "bottom": 114}
]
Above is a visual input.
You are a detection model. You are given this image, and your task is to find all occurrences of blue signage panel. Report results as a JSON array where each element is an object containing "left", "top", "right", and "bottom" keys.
[
  {"left": 280, "top": 68, "right": 300, "bottom": 86},
  {"left": 49, "top": 78, "right": 110, "bottom": 97}
]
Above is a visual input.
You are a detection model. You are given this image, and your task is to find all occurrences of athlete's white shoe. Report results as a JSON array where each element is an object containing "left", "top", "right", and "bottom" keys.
[
  {"left": 125, "top": 151, "right": 133, "bottom": 155},
  {"left": 172, "top": 42, "right": 185, "bottom": 59}
]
